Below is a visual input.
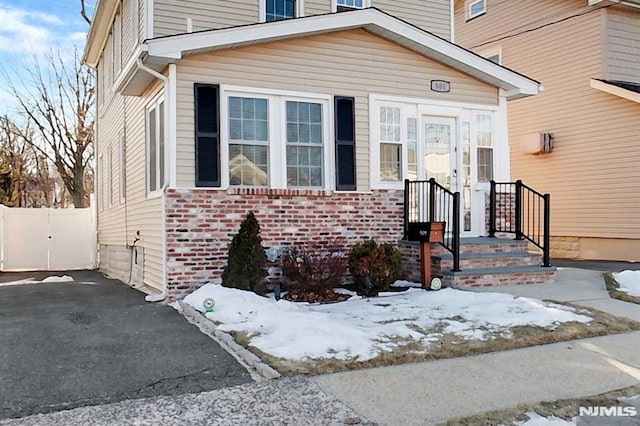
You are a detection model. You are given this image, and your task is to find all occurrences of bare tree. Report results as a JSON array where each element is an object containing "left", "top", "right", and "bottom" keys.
[
  {"left": 0, "top": 116, "right": 58, "bottom": 207},
  {"left": 80, "top": 0, "right": 92, "bottom": 25},
  {"left": 5, "top": 49, "right": 95, "bottom": 208}
]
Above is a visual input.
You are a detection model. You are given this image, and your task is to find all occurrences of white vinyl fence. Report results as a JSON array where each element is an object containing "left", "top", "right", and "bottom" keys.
[{"left": 0, "top": 205, "right": 96, "bottom": 271}]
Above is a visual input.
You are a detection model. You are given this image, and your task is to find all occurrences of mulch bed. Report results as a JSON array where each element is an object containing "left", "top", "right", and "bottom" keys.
[{"left": 282, "top": 289, "right": 351, "bottom": 304}]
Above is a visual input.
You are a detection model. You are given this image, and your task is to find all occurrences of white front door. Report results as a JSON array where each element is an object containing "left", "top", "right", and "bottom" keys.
[{"left": 422, "top": 115, "right": 480, "bottom": 237}]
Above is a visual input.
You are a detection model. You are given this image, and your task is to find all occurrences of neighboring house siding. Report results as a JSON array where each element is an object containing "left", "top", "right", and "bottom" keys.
[
  {"left": 152, "top": 0, "right": 451, "bottom": 39},
  {"left": 378, "top": 0, "right": 450, "bottom": 40},
  {"left": 97, "top": 74, "right": 165, "bottom": 291},
  {"left": 455, "top": 1, "right": 640, "bottom": 259},
  {"left": 153, "top": 0, "right": 258, "bottom": 37},
  {"left": 454, "top": 0, "right": 594, "bottom": 49},
  {"left": 607, "top": 9, "right": 640, "bottom": 83},
  {"left": 174, "top": 29, "right": 498, "bottom": 189}
]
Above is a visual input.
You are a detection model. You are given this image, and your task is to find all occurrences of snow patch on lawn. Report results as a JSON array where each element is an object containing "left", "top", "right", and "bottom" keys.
[
  {"left": 613, "top": 270, "right": 640, "bottom": 297},
  {"left": 184, "top": 280, "right": 592, "bottom": 362}
]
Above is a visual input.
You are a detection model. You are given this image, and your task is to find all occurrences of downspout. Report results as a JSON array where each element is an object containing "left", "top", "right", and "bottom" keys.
[{"left": 136, "top": 58, "right": 170, "bottom": 303}]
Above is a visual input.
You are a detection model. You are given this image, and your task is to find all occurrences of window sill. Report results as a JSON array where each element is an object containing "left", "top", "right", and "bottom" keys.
[
  {"left": 466, "top": 12, "right": 486, "bottom": 22},
  {"left": 226, "top": 187, "right": 333, "bottom": 197}
]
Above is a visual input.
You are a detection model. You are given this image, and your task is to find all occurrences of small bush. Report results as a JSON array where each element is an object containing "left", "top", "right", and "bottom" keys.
[
  {"left": 221, "top": 211, "right": 268, "bottom": 295},
  {"left": 348, "top": 239, "right": 403, "bottom": 293},
  {"left": 281, "top": 242, "right": 349, "bottom": 293}
]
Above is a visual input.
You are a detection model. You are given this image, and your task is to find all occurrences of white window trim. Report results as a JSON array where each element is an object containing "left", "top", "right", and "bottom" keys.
[
  {"left": 259, "top": 0, "right": 305, "bottom": 23},
  {"left": 119, "top": 132, "right": 126, "bottom": 204},
  {"left": 331, "top": 0, "right": 371, "bottom": 12},
  {"left": 99, "top": 153, "right": 105, "bottom": 211},
  {"left": 113, "top": 9, "right": 122, "bottom": 78},
  {"left": 107, "top": 147, "right": 113, "bottom": 209},
  {"left": 145, "top": 92, "right": 165, "bottom": 197},
  {"left": 131, "top": 0, "right": 139, "bottom": 51},
  {"left": 369, "top": 94, "right": 501, "bottom": 191},
  {"left": 467, "top": 0, "right": 486, "bottom": 20},
  {"left": 221, "top": 86, "right": 333, "bottom": 190}
]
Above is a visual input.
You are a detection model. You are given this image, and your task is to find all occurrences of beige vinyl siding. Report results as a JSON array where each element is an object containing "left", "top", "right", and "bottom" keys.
[
  {"left": 455, "top": 0, "right": 640, "bottom": 240},
  {"left": 304, "top": 0, "right": 329, "bottom": 16},
  {"left": 139, "top": 0, "right": 145, "bottom": 41},
  {"left": 153, "top": 0, "right": 451, "bottom": 39},
  {"left": 376, "top": 0, "right": 451, "bottom": 40},
  {"left": 454, "top": 0, "right": 595, "bottom": 51},
  {"left": 174, "top": 28, "right": 498, "bottom": 189},
  {"left": 606, "top": 9, "right": 640, "bottom": 83},
  {"left": 154, "top": 0, "right": 258, "bottom": 37},
  {"left": 96, "top": 79, "right": 165, "bottom": 291}
]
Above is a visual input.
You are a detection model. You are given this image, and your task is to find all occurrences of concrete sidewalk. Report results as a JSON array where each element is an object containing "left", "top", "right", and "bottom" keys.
[{"left": 312, "top": 267, "right": 640, "bottom": 425}]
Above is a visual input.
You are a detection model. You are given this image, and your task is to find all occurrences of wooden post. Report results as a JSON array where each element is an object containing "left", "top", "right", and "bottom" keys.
[{"left": 420, "top": 241, "right": 432, "bottom": 289}]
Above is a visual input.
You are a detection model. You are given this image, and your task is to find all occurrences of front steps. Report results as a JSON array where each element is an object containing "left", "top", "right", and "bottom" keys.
[{"left": 399, "top": 237, "right": 556, "bottom": 289}]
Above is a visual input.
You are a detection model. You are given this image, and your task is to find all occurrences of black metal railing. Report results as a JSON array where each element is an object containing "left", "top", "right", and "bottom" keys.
[
  {"left": 404, "top": 178, "right": 460, "bottom": 271},
  {"left": 489, "top": 180, "right": 551, "bottom": 267}
]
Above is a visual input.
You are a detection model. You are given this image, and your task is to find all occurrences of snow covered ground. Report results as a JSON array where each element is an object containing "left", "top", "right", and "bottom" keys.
[
  {"left": 614, "top": 270, "right": 640, "bottom": 297},
  {"left": 0, "top": 275, "right": 74, "bottom": 287},
  {"left": 184, "top": 280, "right": 592, "bottom": 362}
]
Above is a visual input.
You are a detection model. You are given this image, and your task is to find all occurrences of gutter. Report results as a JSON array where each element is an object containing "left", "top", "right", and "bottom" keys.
[{"left": 136, "top": 58, "right": 171, "bottom": 303}]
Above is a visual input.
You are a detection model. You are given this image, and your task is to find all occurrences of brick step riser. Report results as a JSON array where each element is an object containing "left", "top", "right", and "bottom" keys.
[
  {"left": 436, "top": 256, "right": 543, "bottom": 271},
  {"left": 430, "top": 244, "right": 531, "bottom": 256},
  {"left": 433, "top": 257, "right": 542, "bottom": 271},
  {"left": 444, "top": 271, "right": 556, "bottom": 288}
]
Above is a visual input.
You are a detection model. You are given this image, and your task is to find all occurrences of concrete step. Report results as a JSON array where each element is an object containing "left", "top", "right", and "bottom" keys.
[
  {"left": 442, "top": 266, "right": 556, "bottom": 288},
  {"left": 434, "top": 251, "right": 543, "bottom": 270}
]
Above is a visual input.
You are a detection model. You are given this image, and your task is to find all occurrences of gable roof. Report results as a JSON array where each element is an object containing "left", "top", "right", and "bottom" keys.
[
  {"left": 591, "top": 79, "right": 640, "bottom": 103},
  {"left": 114, "top": 8, "right": 541, "bottom": 99}
]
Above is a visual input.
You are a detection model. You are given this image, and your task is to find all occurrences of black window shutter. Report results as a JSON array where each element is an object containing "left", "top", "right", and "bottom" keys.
[
  {"left": 194, "top": 84, "right": 220, "bottom": 187},
  {"left": 334, "top": 96, "right": 356, "bottom": 191}
]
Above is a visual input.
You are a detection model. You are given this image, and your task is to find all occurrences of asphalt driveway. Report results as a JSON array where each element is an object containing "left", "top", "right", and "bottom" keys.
[{"left": 0, "top": 270, "right": 252, "bottom": 420}]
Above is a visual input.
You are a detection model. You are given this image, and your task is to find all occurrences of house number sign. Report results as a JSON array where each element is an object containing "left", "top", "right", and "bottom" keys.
[{"left": 431, "top": 80, "right": 451, "bottom": 93}]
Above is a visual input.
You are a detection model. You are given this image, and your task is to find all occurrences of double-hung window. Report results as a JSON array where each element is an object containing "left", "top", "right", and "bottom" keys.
[
  {"left": 229, "top": 97, "right": 269, "bottom": 186},
  {"left": 146, "top": 96, "right": 165, "bottom": 194},
  {"left": 224, "top": 90, "right": 329, "bottom": 189},
  {"left": 286, "top": 101, "right": 324, "bottom": 187},
  {"left": 379, "top": 106, "right": 402, "bottom": 182},
  {"left": 476, "top": 114, "right": 493, "bottom": 182},
  {"left": 265, "top": 0, "right": 296, "bottom": 21}
]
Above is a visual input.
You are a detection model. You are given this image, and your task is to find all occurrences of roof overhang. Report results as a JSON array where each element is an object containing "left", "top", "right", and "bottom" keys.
[
  {"left": 83, "top": 0, "right": 120, "bottom": 67},
  {"left": 122, "top": 8, "right": 542, "bottom": 99},
  {"left": 590, "top": 78, "right": 640, "bottom": 103},
  {"left": 588, "top": 0, "right": 640, "bottom": 9}
]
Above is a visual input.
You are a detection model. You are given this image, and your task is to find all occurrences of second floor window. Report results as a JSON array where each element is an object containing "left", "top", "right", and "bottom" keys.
[
  {"left": 336, "top": 0, "right": 367, "bottom": 12},
  {"left": 468, "top": 0, "right": 486, "bottom": 20},
  {"left": 266, "top": 0, "right": 296, "bottom": 22}
]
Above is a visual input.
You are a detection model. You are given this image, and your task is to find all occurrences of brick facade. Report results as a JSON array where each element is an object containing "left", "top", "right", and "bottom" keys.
[{"left": 165, "top": 188, "right": 405, "bottom": 298}]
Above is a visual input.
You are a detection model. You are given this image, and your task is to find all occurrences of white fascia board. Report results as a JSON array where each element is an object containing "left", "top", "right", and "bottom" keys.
[
  {"left": 114, "top": 45, "right": 149, "bottom": 93},
  {"left": 145, "top": 9, "right": 540, "bottom": 99},
  {"left": 83, "top": 0, "right": 120, "bottom": 67},
  {"left": 590, "top": 78, "right": 640, "bottom": 103}
]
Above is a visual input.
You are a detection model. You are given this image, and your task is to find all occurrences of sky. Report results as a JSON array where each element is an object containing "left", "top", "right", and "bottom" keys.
[{"left": 0, "top": 0, "right": 94, "bottom": 114}]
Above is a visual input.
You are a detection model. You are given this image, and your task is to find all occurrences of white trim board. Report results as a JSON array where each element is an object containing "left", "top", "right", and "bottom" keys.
[{"left": 590, "top": 79, "right": 640, "bottom": 104}]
